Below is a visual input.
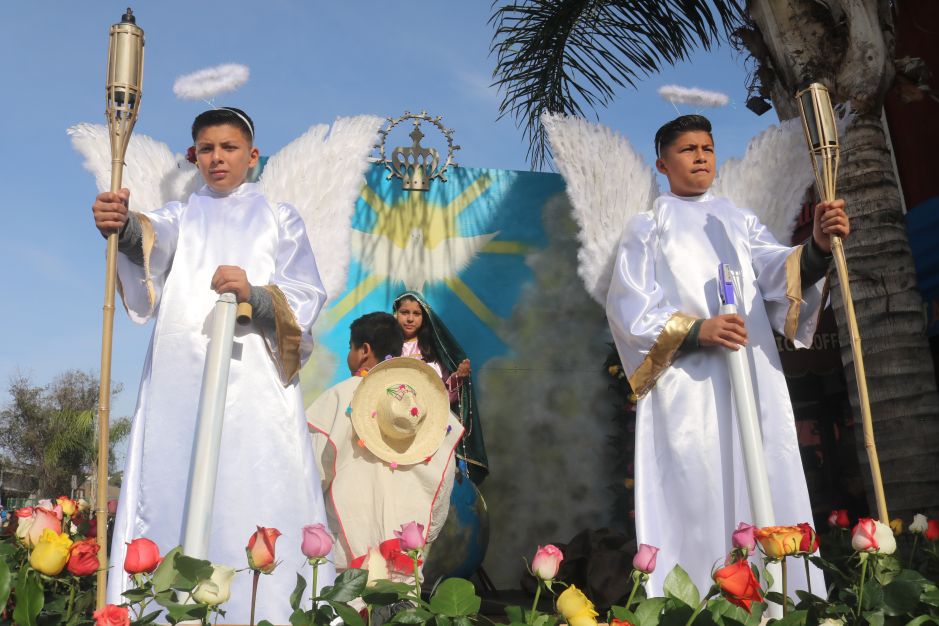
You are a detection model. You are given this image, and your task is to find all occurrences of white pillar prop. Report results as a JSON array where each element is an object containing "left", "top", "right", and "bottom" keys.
[
  {"left": 182, "top": 293, "right": 238, "bottom": 559},
  {"left": 718, "top": 264, "right": 782, "bottom": 619}
]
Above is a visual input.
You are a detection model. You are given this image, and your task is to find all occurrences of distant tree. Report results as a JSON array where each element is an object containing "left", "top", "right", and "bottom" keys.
[{"left": 0, "top": 371, "right": 130, "bottom": 496}]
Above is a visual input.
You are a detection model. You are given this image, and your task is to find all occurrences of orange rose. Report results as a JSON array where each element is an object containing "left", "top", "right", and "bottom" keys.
[
  {"left": 755, "top": 526, "right": 803, "bottom": 559},
  {"left": 246, "top": 526, "right": 281, "bottom": 573},
  {"left": 713, "top": 560, "right": 764, "bottom": 613},
  {"left": 67, "top": 539, "right": 101, "bottom": 576},
  {"left": 56, "top": 496, "right": 78, "bottom": 517}
]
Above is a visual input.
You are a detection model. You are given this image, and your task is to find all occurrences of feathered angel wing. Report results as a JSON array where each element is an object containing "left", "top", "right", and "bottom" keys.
[
  {"left": 68, "top": 123, "right": 200, "bottom": 213},
  {"left": 260, "top": 115, "right": 383, "bottom": 300},
  {"left": 713, "top": 107, "right": 854, "bottom": 243},
  {"left": 542, "top": 113, "right": 658, "bottom": 305}
]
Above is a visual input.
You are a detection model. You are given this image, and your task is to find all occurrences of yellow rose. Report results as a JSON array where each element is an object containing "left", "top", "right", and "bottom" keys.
[
  {"left": 755, "top": 526, "right": 803, "bottom": 559},
  {"left": 29, "top": 528, "right": 73, "bottom": 575},
  {"left": 557, "top": 585, "right": 598, "bottom": 626},
  {"left": 889, "top": 518, "right": 904, "bottom": 536}
]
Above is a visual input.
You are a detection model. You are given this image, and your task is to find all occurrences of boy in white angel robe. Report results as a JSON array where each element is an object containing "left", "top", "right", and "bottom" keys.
[
  {"left": 607, "top": 115, "right": 849, "bottom": 598},
  {"left": 101, "top": 109, "right": 334, "bottom": 622}
]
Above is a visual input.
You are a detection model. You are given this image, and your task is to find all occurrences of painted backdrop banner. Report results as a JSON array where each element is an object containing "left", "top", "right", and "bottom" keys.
[{"left": 301, "top": 162, "right": 618, "bottom": 587}]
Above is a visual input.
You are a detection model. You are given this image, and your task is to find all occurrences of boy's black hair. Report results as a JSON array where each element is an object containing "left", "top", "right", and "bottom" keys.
[
  {"left": 350, "top": 312, "right": 404, "bottom": 360},
  {"left": 191, "top": 107, "right": 255, "bottom": 143},
  {"left": 392, "top": 295, "right": 439, "bottom": 364},
  {"left": 654, "top": 114, "right": 712, "bottom": 157}
]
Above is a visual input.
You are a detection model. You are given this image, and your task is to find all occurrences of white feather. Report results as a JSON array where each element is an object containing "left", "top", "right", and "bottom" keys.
[
  {"left": 542, "top": 113, "right": 659, "bottom": 305},
  {"left": 173, "top": 64, "right": 250, "bottom": 101},
  {"left": 657, "top": 85, "right": 730, "bottom": 108},
  {"left": 712, "top": 106, "right": 854, "bottom": 243},
  {"left": 259, "top": 115, "right": 383, "bottom": 300},
  {"left": 68, "top": 123, "right": 199, "bottom": 212}
]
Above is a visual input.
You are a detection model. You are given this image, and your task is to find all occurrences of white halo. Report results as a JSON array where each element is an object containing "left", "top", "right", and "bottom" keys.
[
  {"left": 657, "top": 85, "right": 730, "bottom": 108},
  {"left": 173, "top": 64, "right": 250, "bottom": 101}
]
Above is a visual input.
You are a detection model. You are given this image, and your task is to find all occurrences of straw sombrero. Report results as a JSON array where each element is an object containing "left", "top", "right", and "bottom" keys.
[{"left": 350, "top": 357, "right": 451, "bottom": 466}]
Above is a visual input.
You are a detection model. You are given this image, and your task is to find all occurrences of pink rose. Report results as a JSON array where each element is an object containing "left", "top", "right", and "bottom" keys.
[
  {"left": 26, "top": 507, "right": 63, "bottom": 548},
  {"left": 107, "top": 499, "right": 118, "bottom": 516},
  {"left": 632, "top": 543, "right": 659, "bottom": 574},
  {"left": 247, "top": 526, "right": 281, "bottom": 573},
  {"left": 15, "top": 507, "right": 33, "bottom": 518},
  {"left": 124, "top": 538, "right": 161, "bottom": 574},
  {"left": 531, "top": 544, "right": 564, "bottom": 580},
  {"left": 301, "top": 524, "right": 333, "bottom": 559},
  {"left": 393, "top": 521, "right": 426, "bottom": 551},
  {"left": 732, "top": 522, "right": 756, "bottom": 552}
]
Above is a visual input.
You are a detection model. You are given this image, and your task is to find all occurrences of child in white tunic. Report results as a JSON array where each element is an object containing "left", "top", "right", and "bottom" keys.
[
  {"left": 91, "top": 107, "right": 334, "bottom": 622},
  {"left": 606, "top": 115, "right": 850, "bottom": 597}
]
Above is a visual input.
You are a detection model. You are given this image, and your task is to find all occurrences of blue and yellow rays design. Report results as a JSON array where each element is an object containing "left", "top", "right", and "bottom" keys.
[{"left": 306, "top": 162, "right": 566, "bottom": 390}]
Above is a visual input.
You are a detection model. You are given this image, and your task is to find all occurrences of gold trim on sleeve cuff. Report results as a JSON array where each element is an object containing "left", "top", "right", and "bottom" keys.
[
  {"left": 784, "top": 246, "right": 804, "bottom": 341},
  {"left": 628, "top": 312, "right": 698, "bottom": 398},
  {"left": 263, "top": 285, "right": 302, "bottom": 386}
]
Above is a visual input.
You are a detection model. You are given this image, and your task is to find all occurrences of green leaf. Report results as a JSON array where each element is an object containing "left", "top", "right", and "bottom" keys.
[
  {"left": 861, "top": 579, "right": 886, "bottom": 612},
  {"left": 290, "top": 573, "right": 308, "bottom": 611},
  {"left": 882, "top": 579, "right": 922, "bottom": 616},
  {"left": 165, "top": 600, "right": 208, "bottom": 623},
  {"left": 454, "top": 616, "right": 474, "bottom": 626},
  {"left": 903, "top": 616, "right": 939, "bottom": 626},
  {"left": 388, "top": 607, "right": 434, "bottom": 624},
  {"left": 173, "top": 554, "right": 214, "bottom": 587},
  {"left": 610, "top": 607, "right": 640, "bottom": 622},
  {"left": 874, "top": 555, "right": 902, "bottom": 586},
  {"left": 152, "top": 546, "right": 183, "bottom": 592},
  {"left": 136, "top": 609, "right": 164, "bottom": 626},
  {"left": 434, "top": 613, "right": 451, "bottom": 626},
  {"left": 0, "top": 558, "right": 12, "bottom": 611},
  {"left": 663, "top": 565, "right": 700, "bottom": 608},
  {"left": 635, "top": 596, "right": 668, "bottom": 626},
  {"left": 322, "top": 568, "right": 368, "bottom": 602},
  {"left": 770, "top": 609, "right": 808, "bottom": 625},
  {"left": 862, "top": 609, "right": 885, "bottom": 626},
  {"left": 362, "top": 579, "right": 413, "bottom": 606},
  {"left": 920, "top": 586, "right": 939, "bottom": 607},
  {"left": 121, "top": 587, "right": 152, "bottom": 603},
  {"left": 504, "top": 605, "right": 525, "bottom": 623},
  {"left": 329, "top": 599, "right": 366, "bottom": 626},
  {"left": 429, "top": 578, "right": 481, "bottom": 617},
  {"left": 764, "top": 592, "right": 795, "bottom": 613},
  {"left": 12, "top": 568, "right": 43, "bottom": 626},
  {"left": 258, "top": 621, "right": 277, "bottom": 626},
  {"left": 289, "top": 607, "right": 312, "bottom": 626}
]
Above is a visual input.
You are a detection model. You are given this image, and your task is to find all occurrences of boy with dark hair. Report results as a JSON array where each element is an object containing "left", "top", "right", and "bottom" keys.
[
  {"left": 607, "top": 114, "right": 849, "bottom": 596},
  {"left": 92, "top": 107, "right": 331, "bottom": 622},
  {"left": 308, "top": 312, "right": 462, "bottom": 584}
]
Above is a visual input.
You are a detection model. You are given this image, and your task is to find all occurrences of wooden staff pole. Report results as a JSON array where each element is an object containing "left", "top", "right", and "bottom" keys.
[
  {"left": 796, "top": 83, "right": 889, "bottom": 523},
  {"left": 96, "top": 8, "right": 144, "bottom": 609}
]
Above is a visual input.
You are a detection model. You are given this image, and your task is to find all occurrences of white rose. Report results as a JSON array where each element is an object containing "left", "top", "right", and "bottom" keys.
[
  {"left": 192, "top": 564, "right": 236, "bottom": 606},
  {"left": 77, "top": 499, "right": 91, "bottom": 514},
  {"left": 818, "top": 619, "right": 844, "bottom": 626},
  {"left": 14, "top": 516, "right": 35, "bottom": 545},
  {"left": 909, "top": 513, "right": 928, "bottom": 535},
  {"left": 872, "top": 520, "right": 897, "bottom": 555}
]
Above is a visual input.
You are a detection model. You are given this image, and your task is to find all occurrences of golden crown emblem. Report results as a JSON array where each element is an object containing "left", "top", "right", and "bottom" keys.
[{"left": 376, "top": 111, "right": 460, "bottom": 191}]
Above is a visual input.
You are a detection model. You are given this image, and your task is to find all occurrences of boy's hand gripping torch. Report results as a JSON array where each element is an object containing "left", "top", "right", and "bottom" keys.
[
  {"left": 718, "top": 265, "right": 783, "bottom": 615},
  {"left": 796, "top": 83, "right": 888, "bottom": 523},
  {"left": 97, "top": 8, "right": 144, "bottom": 609}
]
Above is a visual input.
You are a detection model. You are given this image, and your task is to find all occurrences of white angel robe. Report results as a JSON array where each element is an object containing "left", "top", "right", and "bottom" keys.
[
  {"left": 607, "top": 192, "right": 827, "bottom": 597},
  {"left": 108, "top": 182, "right": 335, "bottom": 622}
]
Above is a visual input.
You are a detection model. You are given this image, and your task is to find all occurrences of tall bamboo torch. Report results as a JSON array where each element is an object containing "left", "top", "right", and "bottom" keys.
[
  {"left": 96, "top": 8, "right": 144, "bottom": 609},
  {"left": 796, "top": 83, "right": 889, "bottom": 523}
]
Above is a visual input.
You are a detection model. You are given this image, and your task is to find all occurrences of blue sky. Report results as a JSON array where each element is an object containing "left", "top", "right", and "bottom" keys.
[{"left": 0, "top": 2, "right": 775, "bottom": 425}]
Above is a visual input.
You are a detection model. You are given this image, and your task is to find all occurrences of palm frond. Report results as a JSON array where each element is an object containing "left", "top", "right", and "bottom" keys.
[{"left": 490, "top": 0, "right": 744, "bottom": 168}]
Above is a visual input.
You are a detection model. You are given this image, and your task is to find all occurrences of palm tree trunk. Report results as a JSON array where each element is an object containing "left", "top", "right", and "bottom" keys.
[{"left": 834, "top": 112, "right": 939, "bottom": 517}]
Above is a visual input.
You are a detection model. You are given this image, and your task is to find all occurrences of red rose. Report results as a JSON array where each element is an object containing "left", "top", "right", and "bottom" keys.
[
  {"left": 186, "top": 145, "right": 197, "bottom": 164},
  {"left": 67, "top": 539, "right": 101, "bottom": 576},
  {"left": 93, "top": 604, "right": 129, "bottom": 626},
  {"left": 713, "top": 560, "right": 764, "bottom": 613},
  {"left": 926, "top": 519, "right": 939, "bottom": 541},
  {"left": 797, "top": 522, "right": 820, "bottom": 554},
  {"left": 124, "top": 537, "right": 161, "bottom": 574},
  {"left": 611, "top": 619, "right": 635, "bottom": 626},
  {"left": 828, "top": 509, "right": 850, "bottom": 529}
]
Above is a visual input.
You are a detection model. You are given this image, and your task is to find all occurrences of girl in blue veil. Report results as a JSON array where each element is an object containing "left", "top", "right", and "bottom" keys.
[{"left": 393, "top": 291, "right": 488, "bottom": 484}]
